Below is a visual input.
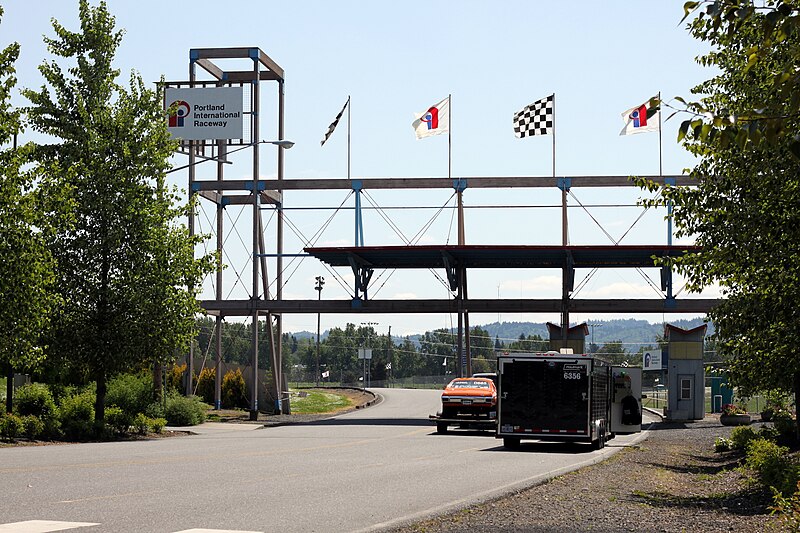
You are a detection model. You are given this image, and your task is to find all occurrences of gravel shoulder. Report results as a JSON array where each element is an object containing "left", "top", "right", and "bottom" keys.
[{"left": 390, "top": 415, "right": 783, "bottom": 533}]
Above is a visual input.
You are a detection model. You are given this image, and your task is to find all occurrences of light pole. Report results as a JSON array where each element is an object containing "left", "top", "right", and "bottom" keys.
[
  {"left": 588, "top": 323, "right": 603, "bottom": 353},
  {"left": 361, "top": 321, "right": 378, "bottom": 388},
  {"left": 315, "top": 276, "right": 325, "bottom": 387}
]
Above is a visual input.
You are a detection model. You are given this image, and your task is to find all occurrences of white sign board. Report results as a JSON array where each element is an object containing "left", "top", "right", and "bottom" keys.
[
  {"left": 165, "top": 87, "right": 243, "bottom": 140},
  {"left": 643, "top": 349, "right": 662, "bottom": 371},
  {"left": 357, "top": 348, "right": 373, "bottom": 360}
]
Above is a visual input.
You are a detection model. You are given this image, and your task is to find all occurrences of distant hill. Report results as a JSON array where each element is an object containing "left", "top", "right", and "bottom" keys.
[
  {"left": 286, "top": 317, "right": 713, "bottom": 354},
  {"left": 387, "top": 318, "right": 712, "bottom": 353}
]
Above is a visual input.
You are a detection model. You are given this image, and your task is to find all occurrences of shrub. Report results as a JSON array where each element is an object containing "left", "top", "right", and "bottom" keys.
[
  {"left": 759, "top": 425, "right": 780, "bottom": 442},
  {"left": 195, "top": 367, "right": 216, "bottom": 405},
  {"left": 144, "top": 401, "right": 165, "bottom": 419},
  {"left": 107, "top": 373, "right": 153, "bottom": 418},
  {"left": 21, "top": 415, "right": 44, "bottom": 440},
  {"left": 150, "top": 417, "right": 167, "bottom": 434},
  {"left": 771, "top": 481, "right": 800, "bottom": 531},
  {"left": 773, "top": 410, "right": 797, "bottom": 442},
  {"left": 222, "top": 368, "right": 248, "bottom": 409},
  {"left": 164, "top": 393, "right": 207, "bottom": 426},
  {"left": 104, "top": 406, "right": 130, "bottom": 434},
  {"left": 166, "top": 363, "right": 187, "bottom": 393},
  {"left": 14, "top": 383, "right": 57, "bottom": 421},
  {"left": 731, "top": 425, "right": 760, "bottom": 450},
  {"left": 41, "top": 417, "right": 62, "bottom": 440},
  {"left": 745, "top": 437, "right": 800, "bottom": 496},
  {"left": 59, "top": 391, "right": 96, "bottom": 440},
  {"left": 0, "top": 413, "right": 23, "bottom": 440},
  {"left": 133, "top": 412, "right": 150, "bottom": 434},
  {"left": 714, "top": 436, "right": 732, "bottom": 452}
]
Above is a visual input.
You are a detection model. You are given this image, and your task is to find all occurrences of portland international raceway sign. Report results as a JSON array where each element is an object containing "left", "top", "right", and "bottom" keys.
[{"left": 166, "top": 87, "right": 243, "bottom": 141}]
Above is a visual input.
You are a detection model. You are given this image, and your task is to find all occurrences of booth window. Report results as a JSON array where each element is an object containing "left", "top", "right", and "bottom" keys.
[{"left": 680, "top": 379, "right": 692, "bottom": 400}]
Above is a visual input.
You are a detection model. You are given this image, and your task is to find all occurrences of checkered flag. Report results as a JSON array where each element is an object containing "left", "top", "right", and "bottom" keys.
[
  {"left": 321, "top": 97, "right": 349, "bottom": 146},
  {"left": 513, "top": 94, "right": 554, "bottom": 138}
]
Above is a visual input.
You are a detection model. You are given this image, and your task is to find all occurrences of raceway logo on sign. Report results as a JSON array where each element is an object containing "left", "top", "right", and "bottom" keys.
[{"left": 165, "top": 87, "right": 244, "bottom": 141}]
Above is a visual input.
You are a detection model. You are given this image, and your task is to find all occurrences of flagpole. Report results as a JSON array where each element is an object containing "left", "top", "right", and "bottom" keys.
[
  {"left": 556, "top": 93, "right": 565, "bottom": 247},
  {"left": 660, "top": 90, "right": 674, "bottom": 300},
  {"left": 347, "top": 95, "right": 351, "bottom": 180},
  {"left": 658, "top": 91, "right": 663, "bottom": 177},
  {"left": 448, "top": 93, "right": 452, "bottom": 181},
  {"left": 555, "top": 93, "right": 569, "bottom": 346}
]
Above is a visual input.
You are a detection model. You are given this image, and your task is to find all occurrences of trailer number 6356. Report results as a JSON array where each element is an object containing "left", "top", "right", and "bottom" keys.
[{"left": 563, "top": 372, "right": 582, "bottom": 380}]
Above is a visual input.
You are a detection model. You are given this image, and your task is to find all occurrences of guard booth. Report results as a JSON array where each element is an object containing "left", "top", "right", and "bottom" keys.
[
  {"left": 547, "top": 322, "right": 589, "bottom": 354},
  {"left": 665, "top": 324, "right": 707, "bottom": 420}
]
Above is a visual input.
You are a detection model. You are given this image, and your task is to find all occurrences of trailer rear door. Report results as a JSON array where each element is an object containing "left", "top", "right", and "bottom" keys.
[{"left": 499, "top": 357, "right": 591, "bottom": 435}]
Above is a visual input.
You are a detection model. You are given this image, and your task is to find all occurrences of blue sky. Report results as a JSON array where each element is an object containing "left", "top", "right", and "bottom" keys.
[{"left": 3, "top": 1, "right": 717, "bottom": 339}]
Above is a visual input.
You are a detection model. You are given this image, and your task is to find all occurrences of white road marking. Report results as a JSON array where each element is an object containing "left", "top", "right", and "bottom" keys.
[
  {"left": 0, "top": 525, "right": 262, "bottom": 533},
  {"left": 0, "top": 521, "right": 99, "bottom": 532},
  {"left": 174, "top": 530, "right": 263, "bottom": 533}
]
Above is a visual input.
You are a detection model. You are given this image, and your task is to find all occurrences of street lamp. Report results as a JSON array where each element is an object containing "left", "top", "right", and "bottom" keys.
[
  {"left": 265, "top": 139, "right": 294, "bottom": 149},
  {"left": 588, "top": 323, "right": 603, "bottom": 353},
  {"left": 166, "top": 139, "right": 294, "bottom": 174},
  {"left": 315, "top": 276, "right": 325, "bottom": 386}
]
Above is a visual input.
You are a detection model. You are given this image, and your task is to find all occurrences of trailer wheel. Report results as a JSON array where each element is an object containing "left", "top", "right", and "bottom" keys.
[
  {"left": 503, "top": 436, "right": 521, "bottom": 449},
  {"left": 436, "top": 422, "right": 448, "bottom": 434}
]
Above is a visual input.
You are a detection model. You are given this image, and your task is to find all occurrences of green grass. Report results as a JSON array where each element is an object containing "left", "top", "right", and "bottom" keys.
[{"left": 290, "top": 390, "right": 353, "bottom": 414}]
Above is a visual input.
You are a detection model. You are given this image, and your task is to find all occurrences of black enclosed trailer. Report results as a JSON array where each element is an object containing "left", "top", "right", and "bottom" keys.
[{"left": 496, "top": 353, "right": 612, "bottom": 449}]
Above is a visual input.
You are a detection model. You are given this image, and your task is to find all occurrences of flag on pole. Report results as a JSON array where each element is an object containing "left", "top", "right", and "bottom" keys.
[
  {"left": 321, "top": 98, "right": 349, "bottom": 146},
  {"left": 412, "top": 96, "right": 450, "bottom": 139},
  {"left": 620, "top": 96, "right": 660, "bottom": 135},
  {"left": 513, "top": 95, "right": 554, "bottom": 138},
  {"left": 321, "top": 370, "right": 330, "bottom": 378}
]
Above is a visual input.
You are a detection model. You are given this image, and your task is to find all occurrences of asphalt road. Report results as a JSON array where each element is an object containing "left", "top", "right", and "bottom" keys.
[{"left": 0, "top": 388, "right": 649, "bottom": 533}]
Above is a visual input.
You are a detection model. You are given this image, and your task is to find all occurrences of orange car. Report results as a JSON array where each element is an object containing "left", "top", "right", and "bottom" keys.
[{"left": 436, "top": 377, "right": 497, "bottom": 433}]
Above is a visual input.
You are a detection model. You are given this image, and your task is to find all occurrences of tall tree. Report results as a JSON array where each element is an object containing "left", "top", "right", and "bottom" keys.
[
  {"left": 24, "top": 1, "right": 214, "bottom": 423},
  {"left": 419, "top": 329, "right": 456, "bottom": 375},
  {"left": 0, "top": 7, "right": 61, "bottom": 412},
  {"left": 640, "top": 1, "right": 800, "bottom": 419}
]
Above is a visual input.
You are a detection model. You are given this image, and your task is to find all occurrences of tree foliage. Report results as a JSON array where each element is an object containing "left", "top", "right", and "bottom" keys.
[
  {"left": 678, "top": 1, "right": 800, "bottom": 157},
  {"left": 0, "top": 7, "right": 60, "bottom": 411},
  {"left": 639, "top": 2, "right": 800, "bottom": 408},
  {"left": 23, "top": 1, "right": 215, "bottom": 422}
]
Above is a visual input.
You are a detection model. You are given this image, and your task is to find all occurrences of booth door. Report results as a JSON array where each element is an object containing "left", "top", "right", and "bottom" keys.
[{"left": 677, "top": 375, "right": 695, "bottom": 417}]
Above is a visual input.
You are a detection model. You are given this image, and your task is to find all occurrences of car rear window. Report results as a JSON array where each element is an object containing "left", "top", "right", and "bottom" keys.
[{"left": 450, "top": 380, "right": 490, "bottom": 389}]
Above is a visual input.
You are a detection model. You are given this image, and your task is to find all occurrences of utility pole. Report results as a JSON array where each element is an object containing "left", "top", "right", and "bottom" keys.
[
  {"left": 388, "top": 325, "right": 392, "bottom": 387},
  {"left": 588, "top": 323, "right": 603, "bottom": 353},
  {"left": 361, "top": 321, "right": 378, "bottom": 388},
  {"left": 314, "top": 276, "right": 325, "bottom": 386}
]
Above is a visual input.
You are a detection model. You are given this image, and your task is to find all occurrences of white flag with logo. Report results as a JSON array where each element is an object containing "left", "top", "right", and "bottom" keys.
[
  {"left": 412, "top": 96, "right": 450, "bottom": 139},
  {"left": 620, "top": 96, "right": 660, "bottom": 135},
  {"left": 321, "top": 370, "right": 330, "bottom": 378}
]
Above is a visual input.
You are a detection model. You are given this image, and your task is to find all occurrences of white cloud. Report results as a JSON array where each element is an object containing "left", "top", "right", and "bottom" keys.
[
  {"left": 393, "top": 292, "right": 418, "bottom": 299},
  {"left": 582, "top": 281, "right": 658, "bottom": 299}
]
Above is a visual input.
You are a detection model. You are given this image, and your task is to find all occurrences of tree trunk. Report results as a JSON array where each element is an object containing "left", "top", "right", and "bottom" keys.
[
  {"left": 794, "top": 371, "right": 800, "bottom": 442},
  {"left": 153, "top": 361, "right": 163, "bottom": 403},
  {"left": 95, "top": 370, "right": 107, "bottom": 424},
  {"left": 5, "top": 363, "right": 12, "bottom": 414}
]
